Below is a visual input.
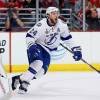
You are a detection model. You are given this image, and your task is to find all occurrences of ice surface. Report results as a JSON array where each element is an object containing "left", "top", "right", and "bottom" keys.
[{"left": 0, "top": 72, "right": 100, "bottom": 100}]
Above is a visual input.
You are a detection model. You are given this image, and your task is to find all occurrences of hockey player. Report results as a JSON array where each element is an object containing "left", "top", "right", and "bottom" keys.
[{"left": 11, "top": 7, "right": 82, "bottom": 94}]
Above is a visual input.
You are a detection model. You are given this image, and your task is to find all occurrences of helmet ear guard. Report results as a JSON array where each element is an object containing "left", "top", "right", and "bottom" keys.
[{"left": 46, "top": 13, "right": 49, "bottom": 18}]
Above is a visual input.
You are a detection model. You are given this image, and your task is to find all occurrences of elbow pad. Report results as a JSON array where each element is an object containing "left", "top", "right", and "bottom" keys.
[{"left": 26, "top": 37, "right": 35, "bottom": 49}]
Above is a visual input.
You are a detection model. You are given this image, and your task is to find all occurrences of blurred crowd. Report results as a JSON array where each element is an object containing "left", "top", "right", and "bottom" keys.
[
  {"left": 85, "top": 0, "right": 100, "bottom": 30},
  {"left": 0, "top": 0, "right": 100, "bottom": 31},
  {"left": 0, "top": 0, "right": 36, "bottom": 31}
]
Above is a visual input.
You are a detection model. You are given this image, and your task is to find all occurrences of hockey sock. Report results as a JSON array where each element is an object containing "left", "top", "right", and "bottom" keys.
[{"left": 20, "top": 60, "right": 43, "bottom": 82}]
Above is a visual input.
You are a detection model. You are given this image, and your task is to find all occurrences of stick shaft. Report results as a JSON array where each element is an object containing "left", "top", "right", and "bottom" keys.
[
  {"left": 0, "top": 78, "right": 6, "bottom": 94},
  {"left": 60, "top": 43, "right": 100, "bottom": 73}
]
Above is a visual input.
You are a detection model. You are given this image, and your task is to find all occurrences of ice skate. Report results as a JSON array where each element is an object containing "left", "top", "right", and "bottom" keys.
[
  {"left": 18, "top": 81, "right": 30, "bottom": 94},
  {"left": 11, "top": 75, "right": 21, "bottom": 91}
]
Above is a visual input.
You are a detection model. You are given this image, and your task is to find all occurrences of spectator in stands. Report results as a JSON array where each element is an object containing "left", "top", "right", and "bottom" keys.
[
  {"left": 59, "top": 0, "right": 68, "bottom": 9},
  {"left": 40, "top": 0, "right": 58, "bottom": 8},
  {"left": 59, "top": 0, "right": 73, "bottom": 19},
  {"left": 69, "top": 0, "right": 76, "bottom": 5},
  {"left": 59, "top": 0, "right": 79, "bottom": 18},
  {"left": 59, "top": 0, "right": 75, "bottom": 9},
  {"left": 4, "top": 0, "right": 25, "bottom": 31},
  {"left": 22, "top": 0, "right": 36, "bottom": 14},
  {"left": 8, "top": 0, "right": 24, "bottom": 8},
  {"left": 22, "top": 0, "right": 36, "bottom": 27},
  {"left": 23, "top": 0, "right": 36, "bottom": 8},
  {"left": 5, "top": 7, "right": 24, "bottom": 31},
  {"left": 21, "top": 0, "right": 36, "bottom": 14},
  {"left": 86, "top": 0, "right": 100, "bottom": 12},
  {"left": 14, "top": 0, "right": 24, "bottom": 8},
  {"left": 89, "top": 0, "right": 100, "bottom": 8},
  {"left": 73, "top": 0, "right": 83, "bottom": 24},
  {"left": 0, "top": 0, "right": 7, "bottom": 31},
  {"left": 86, "top": 8, "right": 100, "bottom": 30},
  {"left": 0, "top": 0, "right": 6, "bottom": 8},
  {"left": 74, "top": 0, "right": 82, "bottom": 15}
]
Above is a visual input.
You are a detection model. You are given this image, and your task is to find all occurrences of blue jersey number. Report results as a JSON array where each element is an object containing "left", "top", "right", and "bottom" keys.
[{"left": 29, "top": 29, "right": 37, "bottom": 36}]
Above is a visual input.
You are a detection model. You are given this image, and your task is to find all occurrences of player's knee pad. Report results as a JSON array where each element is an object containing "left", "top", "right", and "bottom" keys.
[{"left": 29, "top": 60, "right": 43, "bottom": 73}]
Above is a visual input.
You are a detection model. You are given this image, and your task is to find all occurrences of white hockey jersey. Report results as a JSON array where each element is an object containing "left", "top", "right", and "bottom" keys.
[{"left": 26, "top": 18, "right": 75, "bottom": 52}]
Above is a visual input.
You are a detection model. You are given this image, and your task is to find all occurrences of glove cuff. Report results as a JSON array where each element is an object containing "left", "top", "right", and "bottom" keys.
[{"left": 71, "top": 46, "right": 81, "bottom": 52}]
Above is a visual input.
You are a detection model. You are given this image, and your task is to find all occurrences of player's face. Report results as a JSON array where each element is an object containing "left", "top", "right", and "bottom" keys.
[{"left": 48, "top": 11, "right": 59, "bottom": 25}]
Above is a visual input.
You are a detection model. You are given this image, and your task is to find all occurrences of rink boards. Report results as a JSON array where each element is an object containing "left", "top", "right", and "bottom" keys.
[
  {"left": 0, "top": 32, "right": 100, "bottom": 72},
  {"left": 3, "top": 64, "right": 100, "bottom": 72}
]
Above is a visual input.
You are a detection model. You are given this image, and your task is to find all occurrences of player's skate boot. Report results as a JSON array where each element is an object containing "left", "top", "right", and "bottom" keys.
[
  {"left": 18, "top": 81, "right": 30, "bottom": 94},
  {"left": 11, "top": 75, "right": 21, "bottom": 91}
]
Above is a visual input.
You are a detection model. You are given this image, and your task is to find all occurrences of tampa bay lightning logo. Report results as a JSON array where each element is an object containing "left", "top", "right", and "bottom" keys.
[{"left": 44, "top": 33, "right": 58, "bottom": 45}]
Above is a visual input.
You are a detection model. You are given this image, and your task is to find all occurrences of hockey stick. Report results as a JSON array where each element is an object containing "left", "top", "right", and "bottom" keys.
[
  {"left": 0, "top": 76, "right": 12, "bottom": 99},
  {"left": 0, "top": 73, "right": 7, "bottom": 79},
  {"left": 60, "top": 43, "right": 100, "bottom": 74},
  {"left": 0, "top": 55, "right": 12, "bottom": 100},
  {"left": 0, "top": 78, "right": 6, "bottom": 94},
  {"left": 0, "top": 55, "right": 7, "bottom": 94},
  {"left": 0, "top": 55, "right": 8, "bottom": 79}
]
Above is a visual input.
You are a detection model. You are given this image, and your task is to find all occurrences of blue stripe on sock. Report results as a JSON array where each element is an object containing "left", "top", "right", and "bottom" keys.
[{"left": 28, "top": 67, "right": 37, "bottom": 74}]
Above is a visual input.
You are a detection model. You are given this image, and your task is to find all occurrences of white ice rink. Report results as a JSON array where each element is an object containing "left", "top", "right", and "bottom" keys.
[{"left": 0, "top": 72, "right": 100, "bottom": 100}]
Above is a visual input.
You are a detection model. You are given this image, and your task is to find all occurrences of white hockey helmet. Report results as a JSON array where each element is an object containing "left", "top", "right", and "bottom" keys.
[{"left": 46, "top": 7, "right": 59, "bottom": 16}]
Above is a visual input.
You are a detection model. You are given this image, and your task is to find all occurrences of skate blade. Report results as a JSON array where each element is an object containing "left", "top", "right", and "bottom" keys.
[{"left": 18, "top": 90, "right": 26, "bottom": 94}]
